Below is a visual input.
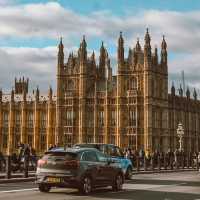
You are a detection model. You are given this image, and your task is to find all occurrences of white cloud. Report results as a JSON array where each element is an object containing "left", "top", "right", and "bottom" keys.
[
  {"left": 0, "top": 46, "right": 58, "bottom": 92},
  {"left": 0, "top": 2, "right": 200, "bottom": 92},
  {"left": 0, "top": 3, "right": 200, "bottom": 53},
  {"left": 0, "top": 0, "right": 13, "bottom": 6}
]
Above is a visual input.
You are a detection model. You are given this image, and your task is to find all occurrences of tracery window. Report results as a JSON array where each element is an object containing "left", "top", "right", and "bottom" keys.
[
  {"left": 3, "top": 112, "right": 9, "bottom": 127},
  {"left": 41, "top": 112, "right": 47, "bottom": 128},
  {"left": 27, "top": 112, "right": 33, "bottom": 128},
  {"left": 111, "top": 110, "right": 116, "bottom": 126},
  {"left": 66, "top": 110, "right": 73, "bottom": 126},
  {"left": 130, "top": 77, "right": 137, "bottom": 90},
  {"left": 98, "top": 111, "right": 104, "bottom": 126},
  {"left": 129, "top": 108, "right": 136, "bottom": 127},
  {"left": 15, "top": 112, "right": 21, "bottom": 126}
]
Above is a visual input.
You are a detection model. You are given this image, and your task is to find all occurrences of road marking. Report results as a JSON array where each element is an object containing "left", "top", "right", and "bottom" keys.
[{"left": 0, "top": 188, "right": 38, "bottom": 193}]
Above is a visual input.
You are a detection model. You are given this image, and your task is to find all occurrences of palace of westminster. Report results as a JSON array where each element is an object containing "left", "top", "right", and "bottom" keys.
[{"left": 0, "top": 29, "right": 200, "bottom": 155}]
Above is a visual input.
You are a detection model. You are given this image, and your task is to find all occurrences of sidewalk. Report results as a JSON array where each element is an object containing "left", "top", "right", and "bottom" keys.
[
  {"left": 0, "top": 172, "right": 35, "bottom": 183},
  {"left": 132, "top": 168, "right": 197, "bottom": 175}
]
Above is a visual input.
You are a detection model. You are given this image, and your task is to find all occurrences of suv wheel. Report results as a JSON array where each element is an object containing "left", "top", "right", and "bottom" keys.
[
  {"left": 38, "top": 184, "right": 51, "bottom": 193},
  {"left": 112, "top": 174, "right": 123, "bottom": 191},
  {"left": 79, "top": 176, "right": 92, "bottom": 195},
  {"left": 125, "top": 167, "right": 132, "bottom": 179}
]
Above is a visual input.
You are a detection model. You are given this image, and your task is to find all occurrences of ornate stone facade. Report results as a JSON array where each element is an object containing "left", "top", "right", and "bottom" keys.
[{"left": 0, "top": 29, "right": 200, "bottom": 155}]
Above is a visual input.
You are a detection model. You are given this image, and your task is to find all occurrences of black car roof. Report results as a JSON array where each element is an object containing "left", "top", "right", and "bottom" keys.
[
  {"left": 47, "top": 147, "right": 100, "bottom": 154},
  {"left": 74, "top": 143, "right": 117, "bottom": 147}
]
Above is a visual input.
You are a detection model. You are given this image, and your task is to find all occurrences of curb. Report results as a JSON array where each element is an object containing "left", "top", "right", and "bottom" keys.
[
  {"left": 0, "top": 174, "right": 35, "bottom": 179},
  {"left": 0, "top": 177, "right": 35, "bottom": 184},
  {"left": 0, "top": 169, "right": 198, "bottom": 183},
  {"left": 132, "top": 169, "right": 197, "bottom": 175}
]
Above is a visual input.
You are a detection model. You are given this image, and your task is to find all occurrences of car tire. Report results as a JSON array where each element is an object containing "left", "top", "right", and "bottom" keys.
[
  {"left": 38, "top": 184, "right": 51, "bottom": 193},
  {"left": 79, "top": 176, "right": 93, "bottom": 195},
  {"left": 112, "top": 174, "right": 123, "bottom": 191},
  {"left": 125, "top": 167, "right": 132, "bottom": 180}
]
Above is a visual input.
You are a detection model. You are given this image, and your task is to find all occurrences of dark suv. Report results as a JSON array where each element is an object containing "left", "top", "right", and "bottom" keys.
[
  {"left": 36, "top": 147, "right": 124, "bottom": 195},
  {"left": 74, "top": 143, "right": 133, "bottom": 179}
]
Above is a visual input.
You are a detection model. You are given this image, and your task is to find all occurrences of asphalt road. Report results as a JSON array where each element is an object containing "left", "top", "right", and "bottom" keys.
[{"left": 0, "top": 171, "right": 199, "bottom": 200}]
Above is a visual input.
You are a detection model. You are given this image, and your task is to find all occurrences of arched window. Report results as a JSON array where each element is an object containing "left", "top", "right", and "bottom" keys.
[{"left": 130, "top": 77, "right": 137, "bottom": 90}]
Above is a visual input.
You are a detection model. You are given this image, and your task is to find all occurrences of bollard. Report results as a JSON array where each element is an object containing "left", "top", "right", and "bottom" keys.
[
  {"left": 151, "top": 156, "right": 154, "bottom": 171},
  {"left": 6, "top": 155, "right": 11, "bottom": 179},
  {"left": 197, "top": 156, "right": 199, "bottom": 171},
  {"left": 187, "top": 154, "right": 190, "bottom": 169},
  {"left": 170, "top": 156, "right": 173, "bottom": 170},
  {"left": 164, "top": 154, "right": 167, "bottom": 170},
  {"left": 181, "top": 154, "right": 184, "bottom": 169},
  {"left": 24, "top": 156, "right": 29, "bottom": 178},
  {"left": 158, "top": 155, "right": 161, "bottom": 171},
  {"left": 144, "top": 156, "right": 147, "bottom": 171},
  {"left": 136, "top": 156, "right": 140, "bottom": 172}
]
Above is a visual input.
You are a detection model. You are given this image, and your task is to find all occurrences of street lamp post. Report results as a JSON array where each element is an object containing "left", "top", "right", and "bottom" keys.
[{"left": 177, "top": 122, "right": 184, "bottom": 151}]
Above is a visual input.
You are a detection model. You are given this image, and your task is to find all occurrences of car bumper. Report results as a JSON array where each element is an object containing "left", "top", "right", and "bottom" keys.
[{"left": 36, "top": 173, "right": 80, "bottom": 188}]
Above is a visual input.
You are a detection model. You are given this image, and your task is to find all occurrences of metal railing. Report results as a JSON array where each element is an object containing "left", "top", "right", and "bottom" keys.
[
  {"left": 0, "top": 153, "right": 199, "bottom": 180},
  {"left": 132, "top": 153, "right": 199, "bottom": 172},
  {"left": 0, "top": 155, "right": 38, "bottom": 179}
]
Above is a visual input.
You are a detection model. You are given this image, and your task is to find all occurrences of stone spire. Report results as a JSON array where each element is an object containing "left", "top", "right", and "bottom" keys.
[
  {"left": 36, "top": 86, "right": 39, "bottom": 102},
  {"left": 11, "top": 88, "right": 14, "bottom": 102},
  {"left": 171, "top": 82, "right": 175, "bottom": 96},
  {"left": 193, "top": 88, "right": 197, "bottom": 100},
  {"left": 48, "top": 86, "right": 53, "bottom": 102},
  {"left": 144, "top": 28, "right": 151, "bottom": 47},
  {"left": 91, "top": 51, "right": 96, "bottom": 66},
  {"left": 135, "top": 38, "right": 141, "bottom": 52},
  {"left": 99, "top": 41, "right": 106, "bottom": 67},
  {"left": 144, "top": 28, "right": 152, "bottom": 64},
  {"left": 186, "top": 87, "right": 190, "bottom": 99},
  {"left": 161, "top": 35, "right": 167, "bottom": 65},
  {"left": 179, "top": 85, "right": 183, "bottom": 97},
  {"left": 79, "top": 35, "right": 87, "bottom": 63},
  {"left": 154, "top": 46, "right": 158, "bottom": 65},
  {"left": 57, "top": 37, "right": 64, "bottom": 76},
  {"left": 117, "top": 31, "right": 124, "bottom": 67}
]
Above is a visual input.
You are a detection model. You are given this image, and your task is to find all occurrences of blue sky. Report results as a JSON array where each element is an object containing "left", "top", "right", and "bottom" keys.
[
  {"left": 16, "top": 0, "right": 200, "bottom": 13},
  {"left": 0, "top": 0, "right": 200, "bottom": 94}
]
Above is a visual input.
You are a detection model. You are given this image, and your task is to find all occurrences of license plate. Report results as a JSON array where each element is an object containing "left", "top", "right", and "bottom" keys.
[{"left": 47, "top": 177, "right": 61, "bottom": 183}]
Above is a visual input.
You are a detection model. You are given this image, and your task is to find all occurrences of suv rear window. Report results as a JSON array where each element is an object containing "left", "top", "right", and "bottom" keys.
[{"left": 43, "top": 152, "right": 79, "bottom": 160}]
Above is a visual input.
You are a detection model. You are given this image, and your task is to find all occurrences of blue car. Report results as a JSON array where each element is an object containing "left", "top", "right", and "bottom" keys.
[{"left": 74, "top": 143, "right": 133, "bottom": 179}]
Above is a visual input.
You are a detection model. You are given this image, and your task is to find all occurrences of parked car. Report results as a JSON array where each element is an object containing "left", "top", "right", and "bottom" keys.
[
  {"left": 36, "top": 147, "right": 124, "bottom": 195},
  {"left": 73, "top": 143, "right": 133, "bottom": 179}
]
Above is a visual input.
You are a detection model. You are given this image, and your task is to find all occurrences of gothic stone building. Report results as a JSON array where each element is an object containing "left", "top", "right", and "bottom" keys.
[{"left": 0, "top": 29, "right": 200, "bottom": 155}]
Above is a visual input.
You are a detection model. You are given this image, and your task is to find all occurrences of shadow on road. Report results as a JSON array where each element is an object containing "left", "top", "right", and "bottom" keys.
[
  {"left": 49, "top": 186, "right": 200, "bottom": 200},
  {"left": 126, "top": 178, "right": 200, "bottom": 187}
]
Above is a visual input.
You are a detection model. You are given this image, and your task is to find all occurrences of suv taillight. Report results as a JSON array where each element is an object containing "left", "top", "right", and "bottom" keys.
[{"left": 37, "top": 159, "right": 47, "bottom": 168}]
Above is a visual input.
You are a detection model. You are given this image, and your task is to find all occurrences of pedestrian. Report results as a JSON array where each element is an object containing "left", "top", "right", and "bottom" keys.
[
  {"left": 48, "top": 144, "right": 54, "bottom": 151},
  {"left": 30, "top": 146, "right": 37, "bottom": 169}
]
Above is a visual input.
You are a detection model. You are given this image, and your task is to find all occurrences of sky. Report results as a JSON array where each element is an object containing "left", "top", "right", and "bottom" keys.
[{"left": 1, "top": 0, "right": 200, "bottom": 95}]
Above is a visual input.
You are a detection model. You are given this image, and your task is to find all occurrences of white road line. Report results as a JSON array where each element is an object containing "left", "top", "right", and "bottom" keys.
[{"left": 0, "top": 188, "right": 38, "bottom": 193}]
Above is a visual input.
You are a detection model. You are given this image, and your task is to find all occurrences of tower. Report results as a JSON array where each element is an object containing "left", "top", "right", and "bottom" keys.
[
  {"left": 143, "top": 28, "right": 153, "bottom": 151},
  {"left": 117, "top": 32, "right": 126, "bottom": 146},
  {"left": 56, "top": 38, "right": 65, "bottom": 146},
  {"left": 79, "top": 36, "right": 88, "bottom": 143}
]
